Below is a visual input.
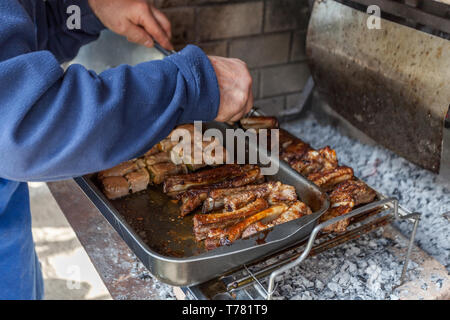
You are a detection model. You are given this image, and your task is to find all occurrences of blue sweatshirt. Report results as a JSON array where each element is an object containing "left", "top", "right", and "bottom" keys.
[{"left": 0, "top": 0, "right": 220, "bottom": 299}]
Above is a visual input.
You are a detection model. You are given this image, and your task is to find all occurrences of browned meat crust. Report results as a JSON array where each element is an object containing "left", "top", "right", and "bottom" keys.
[
  {"left": 288, "top": 147, "right": 338, "bottom": 177},
  {"left": 125, "top": 168, "right": 150, "bottom": 193},
  {"left": 194, "top": 198, "right": 269, "bottom": 227},
  {"left": 240, "top": 116, "right": 279, "bottom": 130},
  {"left": 176, "top": 167, "right": 264, "bottom": 216},
  {"left": 205, "top": 203, "right": 289, "bottom": 249},
  {"left": 281, "top": 140, "right": 311, "bottom": 164},
  {"left": 330, "top": 179, "right": 376, "bottom": 207},
  {"left": 144, "top": 145, "right": 160, "bottom": 156},
  {"left": 223, "top": 182, "right": 297, "bottom": 212},
  {"left": 145, "top": 152, "right": 172, "bottom": 166},
  {"left": 163, "top": 164, "right": 258, "bottom": 195},
  {"left": 320, "top": 205, "right": 353, "bottom": 233},
  {"left": 98, "top": 161, "right": 139, "bottom": 179},
  {"left": 308, "top": 166, "right": 354, "bottom": 190},
  {"left": 202, "top": 184, "right": 271, "bottom": 213},
  {"left": 148, "top": 163, "right": 187, "bottom": 184},
  {"left": 242, "top": 201, "right": 312, "bottom": 238},
  {"left": 102, "top": 176, "right": 129, "bottom": 199},
  {"left": 320, "top": 179, "right": 377, "bottom": 233},
  {"left": 193, "top": 219, "right": 241, "bottom": 242}
]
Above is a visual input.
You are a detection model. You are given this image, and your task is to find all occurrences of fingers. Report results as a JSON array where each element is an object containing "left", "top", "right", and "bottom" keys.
[
  {"left": 124, "top": 22, "right": 154, "bottom": 47},
  {"left": 133, "top": 5, "right": 173, "bottom": 50},
  {"left": 152, "top": 7, "right": 172, "bottom": 39}
]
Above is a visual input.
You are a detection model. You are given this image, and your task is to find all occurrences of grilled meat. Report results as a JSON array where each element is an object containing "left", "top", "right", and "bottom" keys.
[
  {"left": 102, "top": 176, "right": 129, "bottom": 199},
  {"left": 194, "top": 198, "right": 269, "bottom": 227},
  {"left": 281, "top": 140, "right": 311, "bottom": 164},
  {"left": 201, "top": 182, "right": 275, "bottom": 213},
  {"left": 164, "top": 164, "right": 258, "bottom": 195},
  {"left": 288, "top": 147, "right": 338, "bottom": 176},
  {"left": 144, "top": 145, "right": 160, "bottom": 156},
  {"left": 223, "top": 182, "right": 297, "bottom": 212},
  {"left": 145, "top": 152, "right": 172, "bottom": 166},
  {"left": 193, "top": 199, "right": 269, "bottom": 240},
  {"left": 171, "top": 139, "right": 228, "bottom": 171},
  {"left": 242, "top": 201, "right": 312, "bottom": 238},
  {"left": 193, "top": 219, "right": 241, "bottom": 242},
  {"left": 125, "top": 168, "right": 150, "bottom": 193},
  {"left": 177, "top": 167, "right": 264, "bottom": 216},
  {"left": 308, "top": 166, "right": 354, "bottom": 190},
  {"left": 204, "top": 203, "right": 289, "bottom": 250},
  {"left": 98, "top": 161, "right": 139, "bottom": 179},
  {"left": 330, "top": 179, "right": 376, "bottom": 207},
  {"left": 320, "top": 205, "right": 353, "bottom": 233},
  {"left": 240, "top": 116, "right": 279, "bottom": 130},
  {"left": 320, "top": 179, "right": 377, "bottom": 233},
  {"left": 148, "top": 163, "right": 188, "bottom": 184}
]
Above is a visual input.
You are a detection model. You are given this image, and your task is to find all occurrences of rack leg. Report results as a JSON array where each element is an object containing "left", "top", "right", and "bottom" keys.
[{"left": 398, "top": 214, "right": 420, "bottom": 286}]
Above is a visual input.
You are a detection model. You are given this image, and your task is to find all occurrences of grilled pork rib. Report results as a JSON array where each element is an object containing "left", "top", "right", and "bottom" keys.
[
  {"left": 98, "top": 160, "right": 139, "bottom": 180},
  {"left": 204, "top": 203, "right": 289, "bottom": 250},
  {"left": 176, "top": 167, "right": 264, "bottom": 216},
  {"left": 223, "top": 182, "right": 297, "bottom": 211},
  {"left": 164, "top": 164, "right": 258, "bottom": 195},
  {"left": 240, "top": 116, "right": 279, "bottom": 130},
  {"left": 193, "top": 198, "right": 269, "bottom": 241},
  {"left": 102, "top": 176, "right": 130, "bottom": 199},
  {"left": 308, "top": 166, "right": 354, "bottom": 190},
  {"left": 125, "top": 168, "right": 150, "bottom": 193},
  {"left": 241, "top": 201, "right": 312, "bottom": 238},
  {"left": 320, "top": 179, "right": 377, "bottom": 233}
]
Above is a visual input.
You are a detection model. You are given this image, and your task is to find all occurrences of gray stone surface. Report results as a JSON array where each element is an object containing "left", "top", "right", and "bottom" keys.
[
  {"left": 250, "top": 69, "right": 260, "bottom": 99},
  {"left": 264, "top": 0, "right": 310, "bottom": 32},
  {"left": 286, "top": 92, "right": 302, "bottom": 109},
  {"left": 198, "top": 41, "right": 228, "bottom": 56},
  {"left": 260, "top": 63, "right": 310, "bottom": 97},
  {"left": 161, "top": 7, "right": 196, "bottom": 45},
  {"left": 254, "top": 96, "right": 286, "bottom": 115},
  {"left": 229, "top": 33, "right": 291, "bottom": 68},
  {"left": 291, "top": 30, "right": 307, "bottom": 61},
  {"left": 197, "top": 2, "right": 264, "bottom": 40},
  {"left": 30, "top": 183, "right": 111, "bottom": 300}
]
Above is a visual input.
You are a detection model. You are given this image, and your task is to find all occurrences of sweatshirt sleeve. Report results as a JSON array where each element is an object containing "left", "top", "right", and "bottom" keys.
[
  {"left": 19, "top": 0, "right": 105, "bottom": 63},
  {"left": 0, "top": 1, "right": 220, "bottom": 182}
]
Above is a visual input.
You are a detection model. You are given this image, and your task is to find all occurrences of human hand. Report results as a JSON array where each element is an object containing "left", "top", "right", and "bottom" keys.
[
  {"left": 208, "top": 56, "right": 253, "bottom": 122},
  {"left": 88, "top": 0, "right": 173, "bottom": 50}
]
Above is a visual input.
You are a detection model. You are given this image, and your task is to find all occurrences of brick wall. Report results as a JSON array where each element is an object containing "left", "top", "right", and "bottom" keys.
[{"left": 154, "top": 0, "right": 311, "bottom": 115}]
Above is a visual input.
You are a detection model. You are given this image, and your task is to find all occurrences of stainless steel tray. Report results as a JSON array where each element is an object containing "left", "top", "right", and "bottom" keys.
[{"left": 74, "top": 121, "right": 329, "bottom": 286}]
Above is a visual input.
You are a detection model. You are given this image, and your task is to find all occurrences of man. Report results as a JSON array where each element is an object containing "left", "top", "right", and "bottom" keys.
[{"left": 0, "top": 0, "right": 253, "bottom": 299}]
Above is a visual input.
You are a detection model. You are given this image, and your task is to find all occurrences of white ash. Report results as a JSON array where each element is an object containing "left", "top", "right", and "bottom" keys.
[
  {"left": 127, "top": 255, "right": 176, "bottom": 300},
  {"left": 283, "top": 114, "right": 450, "bottom": 271},
  {"left": 267, "top": 229, "right": 422, "bottom": 300}
]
